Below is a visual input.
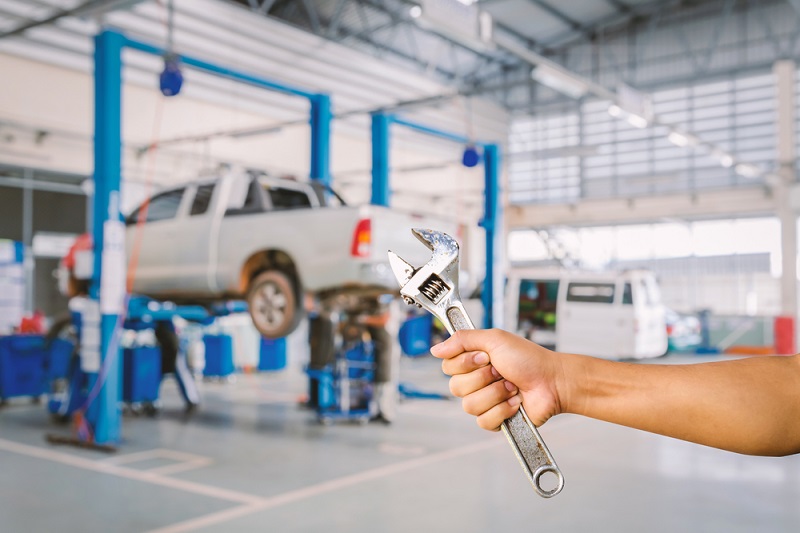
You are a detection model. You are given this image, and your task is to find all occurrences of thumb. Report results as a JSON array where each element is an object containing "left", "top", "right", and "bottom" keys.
[{"left": 430, "top": 329, "right": 500, "bottom": 360}]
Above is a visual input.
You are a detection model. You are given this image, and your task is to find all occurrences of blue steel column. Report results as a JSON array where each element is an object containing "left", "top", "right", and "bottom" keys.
[
  {"left": 481, "top": 144, "right": 501, "bottom": 329},
  {"left": 370, "top": 112, "right": 391, "bottom": 206},
  {"left": 309, "top": 94, "right": 331, "bottom": 186},
  {"left": 90, "top": 29, "right": 124, "bottom": 444}
]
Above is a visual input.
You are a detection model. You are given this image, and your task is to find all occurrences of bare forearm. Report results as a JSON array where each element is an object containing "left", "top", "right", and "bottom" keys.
[{"left": 558, "top": 353, "right": 800, "bottom": 456}]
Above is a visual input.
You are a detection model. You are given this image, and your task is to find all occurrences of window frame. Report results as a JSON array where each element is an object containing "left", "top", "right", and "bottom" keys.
[
  {"left": 224, "top": 179, "right": 268, "bottom": 217},
  {"left": 126, "top": 187, "right": 187, "bottom": 226},
  {"left": 189, "top": 183, "right": 216, "bottom": 217},
  {"left": 565, "top": 282, "right": 616, "bottom": 304}
]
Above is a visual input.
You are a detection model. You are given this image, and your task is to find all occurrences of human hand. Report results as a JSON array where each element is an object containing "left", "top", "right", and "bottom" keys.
[{"left": 430, "top": 329, "right": 564, "bottom": 431}]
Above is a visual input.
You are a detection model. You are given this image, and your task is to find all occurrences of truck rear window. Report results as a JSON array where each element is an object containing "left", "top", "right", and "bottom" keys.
[
  {"left": 266, "top": 186, "right": 312, "bottom": 210},
  {"left": 566, "top": 282, "right": 615, "bottom": 304},
  {"left": 126, "top": 188, "right": 185, "bottom": 225},
  {"left": 190, "top": 184, "right": 215, "bottom": 216}
]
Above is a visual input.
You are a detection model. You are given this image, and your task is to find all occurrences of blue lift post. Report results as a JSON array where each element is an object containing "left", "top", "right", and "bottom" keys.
[
  {"left": 90, "top": 28, "right": 331, "bottom": 445},
  {"left": 369, "top": 112, "right": 502, "bottom": 328}
]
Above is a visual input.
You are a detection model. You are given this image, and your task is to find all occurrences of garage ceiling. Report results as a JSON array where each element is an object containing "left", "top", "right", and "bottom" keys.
[{"left": 250, "top": 0, "right": 680, "bottom": 105}]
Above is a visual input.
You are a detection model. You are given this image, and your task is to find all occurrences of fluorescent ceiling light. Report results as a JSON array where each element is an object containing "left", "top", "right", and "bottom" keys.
[
  {"left": 409, "top": 5, "right": 422, "bottom": 18},
  {"left": 667, "top": 130, "right": 699, "bottom": 147},
  {"left": 734, "top": 163, "right": 761, "bottom": 178},
  {"left": 626, "top": 113, "right": 648, "bottom": 129},
  {"left": 711, "top": 148, "right": 734, "bottom": 168},
  {"left": 607, "top": 103, "right": 648, "bottom": 128},
  {"left": 531, "top": 65, "right": 588, "bottom": 99}
]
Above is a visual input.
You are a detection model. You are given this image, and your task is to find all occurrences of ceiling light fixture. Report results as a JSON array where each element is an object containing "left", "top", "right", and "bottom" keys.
[
  {"left": 711, "top": 148, "right": 734, "bottom": 168},
  {"left": 531, "top": 64, "right": 589, "bottom": 99},
  {"left": 625, "top": 113, "right": 648, "bottom": 129},
  {"left": 734, "top": 163, "right": 761, "bottom": 178},
  {"left": 667, "top": 130, "right": 699, "bottom": 147}
]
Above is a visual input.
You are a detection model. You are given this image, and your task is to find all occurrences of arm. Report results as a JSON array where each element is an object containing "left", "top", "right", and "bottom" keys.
[{"left": 431, "top": 329, "right": 800, "bottom": 457}]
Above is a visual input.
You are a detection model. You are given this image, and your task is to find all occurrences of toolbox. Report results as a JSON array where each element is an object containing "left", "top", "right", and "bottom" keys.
[
  {"left": 258, "top": 336, "right": 287, "bottom": 371},
  {"left": 123, "top": 346, "right": 162, "bottom": 404},
  {"left": 0, "top": 334, "right": 48, "bottom": 401}
]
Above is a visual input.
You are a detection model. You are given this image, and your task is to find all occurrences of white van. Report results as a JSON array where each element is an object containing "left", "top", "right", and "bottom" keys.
[{"left": 505, "top": 268, "right": 668, "bottom": 360}]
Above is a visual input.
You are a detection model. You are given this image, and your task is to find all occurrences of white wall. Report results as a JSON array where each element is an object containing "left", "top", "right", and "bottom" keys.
[{"left": 0, "top": 51, "right": 493, "bottom": 227}]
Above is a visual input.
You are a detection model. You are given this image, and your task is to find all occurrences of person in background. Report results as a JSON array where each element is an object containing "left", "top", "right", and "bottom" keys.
[{"left": 431, "top": 329, "right": 800, "bottom": 457}]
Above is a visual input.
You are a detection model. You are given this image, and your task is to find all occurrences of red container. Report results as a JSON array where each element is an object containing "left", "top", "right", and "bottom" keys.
[{"left": 774, "top": 316, "right": 796, "bottom": 355}]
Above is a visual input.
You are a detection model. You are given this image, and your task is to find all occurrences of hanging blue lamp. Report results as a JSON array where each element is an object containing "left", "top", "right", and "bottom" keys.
[
  {"left": 159, "top": 53, "right": 183, "bottom": 97},
  {"left": 462, "top": 144, "right": 481, "bottom": 168}
]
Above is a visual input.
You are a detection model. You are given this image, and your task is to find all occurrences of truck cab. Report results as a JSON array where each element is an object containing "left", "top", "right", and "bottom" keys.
[{"left": 125, "top": 171, "right": 456, "bottom": 339}]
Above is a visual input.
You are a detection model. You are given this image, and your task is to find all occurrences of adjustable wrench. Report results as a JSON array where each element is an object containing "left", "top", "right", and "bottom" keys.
[{"left": 389, "top": 228, "right": 564, "bottom": 498}]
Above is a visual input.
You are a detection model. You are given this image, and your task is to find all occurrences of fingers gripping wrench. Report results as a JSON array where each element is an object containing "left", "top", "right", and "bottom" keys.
[{"left": 389, "top": 229, "right": 564, "bottom": 498}]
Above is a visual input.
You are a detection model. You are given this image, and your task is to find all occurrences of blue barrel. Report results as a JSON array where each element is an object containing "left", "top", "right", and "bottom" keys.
[
  {"left": 258, "top": 337, "right": 287, "bottom": 371},
  {"left": 399, "top": 315, "right": 434, "bottom": 357},
  {"left": 203, "top": 334, "right": 235, "bottom": 377}
]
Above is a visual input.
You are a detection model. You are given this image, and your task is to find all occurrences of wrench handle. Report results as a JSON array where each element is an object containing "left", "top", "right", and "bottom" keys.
[{"left": 444, "top": 304, "right": 565, "bottom": 498}]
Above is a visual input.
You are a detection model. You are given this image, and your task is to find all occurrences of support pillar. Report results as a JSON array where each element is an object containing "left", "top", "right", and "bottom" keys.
[
  {"left": 481, "top": 144, "right": 502, "bottom": 329},
  {"left": 775, "top": 60, "right": 797, "bottom": 321},
  {"left": 22, "top": 168, "right": 34, "bottom": 314},
  {"left": 310, "top": 94, "right": 331, "bottom": 186},
  {"left": 90, "top": 29, "right": 125, "bottom": 445},
  {"left": 370, "top": 112, "right": 391, "bottom": 206}
]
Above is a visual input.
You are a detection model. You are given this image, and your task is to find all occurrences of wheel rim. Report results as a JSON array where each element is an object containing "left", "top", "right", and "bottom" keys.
[{"left": 252, "top": 281, "right": 288, "bottom": 330}]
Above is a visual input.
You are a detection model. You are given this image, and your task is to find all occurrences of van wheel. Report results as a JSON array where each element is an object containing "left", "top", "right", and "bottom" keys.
[{"left": 247, "top": 270, "right": 302, "bottom": 339}]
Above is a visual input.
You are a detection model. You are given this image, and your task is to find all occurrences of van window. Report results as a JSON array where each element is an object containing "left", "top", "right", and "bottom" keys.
[
  {"left": 517, "top": 279, "right": 559, "bottom": 332},
  {"left": 566, "top": 282, "right": 615, "bottom": 304},
  {"left": 622, "top": 283, "right": 633, "bottom": 305},
  {"left": 190, "top": 184, "right": 215, "bottom": 216},
  {"left": 266, "top": 186, "right": 312, "bottom": 210},
  {"left": 126, "top": 188, "right": 185, "bottom": 225}
]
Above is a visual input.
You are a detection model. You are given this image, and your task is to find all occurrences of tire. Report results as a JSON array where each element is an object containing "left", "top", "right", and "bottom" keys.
[{"left": 246, "top": 270, "right": 303, "bottom": 339}]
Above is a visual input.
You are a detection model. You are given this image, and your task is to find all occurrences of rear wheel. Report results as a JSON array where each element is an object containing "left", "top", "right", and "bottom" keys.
[{"left": 247, "top": 270, "right": 303, "bottom": 339}]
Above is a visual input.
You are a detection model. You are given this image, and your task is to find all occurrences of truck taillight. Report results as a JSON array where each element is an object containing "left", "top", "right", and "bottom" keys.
[{"left": 351, "top": 218, "right": 371, "bottom": 258}]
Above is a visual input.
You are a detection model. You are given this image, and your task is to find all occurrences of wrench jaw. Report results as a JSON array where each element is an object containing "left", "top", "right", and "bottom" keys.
[
  {"left": 388, "top": 228, "right": 464, "bottom": 328},
  {"left": 387, "top": 250, "right": 415, "bottom": 288}
]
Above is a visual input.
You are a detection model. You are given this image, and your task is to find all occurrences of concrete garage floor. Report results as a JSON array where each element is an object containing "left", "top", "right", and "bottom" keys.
[{"left": 2, "top": 354, "right": 800, "bottom": 533}]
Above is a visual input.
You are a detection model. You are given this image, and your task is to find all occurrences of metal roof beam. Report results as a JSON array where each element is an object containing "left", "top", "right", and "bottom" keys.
[
  {"left": 526, "top": 0, "right": 593, "bottom": 39},
  {"left": 316, "top": 6, "right": 459, "bottom": 80},
  {"left": 603, "top": 0, "right": 637, "bottom": 17},
  {"left": 357, "top": 0, "right": 504, "bottom": 66},
  {"left": 542, "top": 0, "right": 679, "bottom": 49},
  {"left": 245, "top": 0, "right": 277, "bottom": 13},
  {"left": 0, "top": 0, "right": 142, "bottom": 40},
  {"left": 300, "top": 0, "right": 321, "bottom": 34}
]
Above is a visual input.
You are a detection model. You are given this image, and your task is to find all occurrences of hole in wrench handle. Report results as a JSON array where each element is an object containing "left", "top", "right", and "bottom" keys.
[
  {"left": 501, "top": 406, "right": 565, "bottom": 498},
  {"left": 445, "top": 305, "right": 474, "bottom": 332}
]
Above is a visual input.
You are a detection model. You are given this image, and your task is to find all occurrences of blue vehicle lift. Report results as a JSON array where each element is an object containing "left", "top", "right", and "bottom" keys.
[
  {"left": 89, "top": 28, "right": 331, "bottom": 446},
  {"left": 370, "top": 112, "right": 502, "bottom": 329}
]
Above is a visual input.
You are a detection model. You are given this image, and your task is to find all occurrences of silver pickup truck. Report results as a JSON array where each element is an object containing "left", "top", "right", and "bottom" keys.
[{"left": 125, "top": 171, "right": 455, "bottom": 338}]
